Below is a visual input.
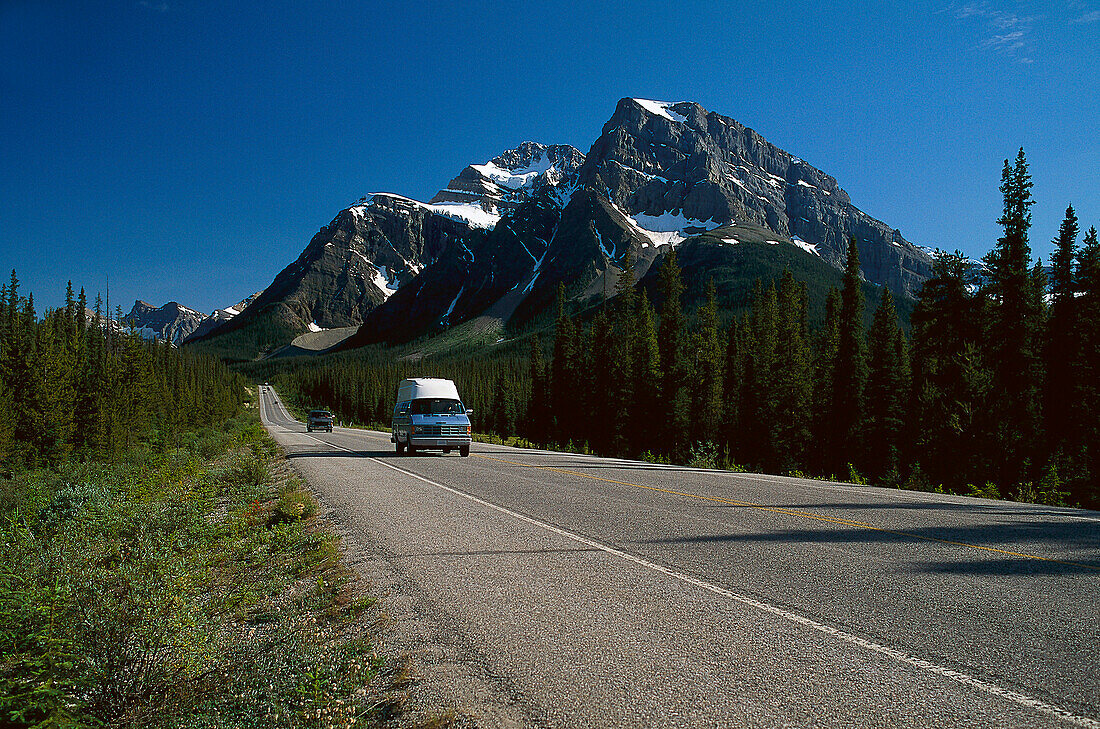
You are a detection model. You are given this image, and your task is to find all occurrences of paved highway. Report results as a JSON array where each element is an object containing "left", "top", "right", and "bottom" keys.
[{"left": 258, "top": 386, "right": 1100, "bottom": 728}]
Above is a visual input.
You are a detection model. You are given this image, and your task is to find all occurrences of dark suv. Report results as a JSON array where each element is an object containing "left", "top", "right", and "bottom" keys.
[{"left": 307, "top": 409, "right": 334, "bottom": 432}]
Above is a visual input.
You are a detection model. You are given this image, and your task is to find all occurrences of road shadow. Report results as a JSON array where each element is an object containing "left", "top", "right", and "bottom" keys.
[
  {"left": 639, "top": 523, "right": 1100, "bottom": 575},
  {"left": 785, "top": 501, "right": 1098, "bottom": 519},
  {"left": 912, "top": 557, "right": 1099, "bottom": 576}
]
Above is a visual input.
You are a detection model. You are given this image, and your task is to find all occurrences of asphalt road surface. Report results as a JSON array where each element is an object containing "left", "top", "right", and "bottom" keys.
[{"left": 258, "top": 386, "right": 1100, "bottom": 728}]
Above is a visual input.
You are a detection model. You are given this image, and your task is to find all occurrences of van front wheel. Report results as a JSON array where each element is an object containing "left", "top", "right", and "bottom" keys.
[
  {"left": 460, "top": 445, "right": 470, "bottom": 457},
  {"left": 407, "top": 436, "right": 417, "bottom": 455}
]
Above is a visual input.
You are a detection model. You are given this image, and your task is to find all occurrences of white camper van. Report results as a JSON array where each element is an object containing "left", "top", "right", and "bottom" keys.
[{"left": 391, "top": 377, "right": 473, "bottom": 456}]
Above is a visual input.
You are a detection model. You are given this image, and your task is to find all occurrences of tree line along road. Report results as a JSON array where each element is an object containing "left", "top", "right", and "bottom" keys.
[{"left": 258, "top": 385, "right": 1100, "bottom": 728}]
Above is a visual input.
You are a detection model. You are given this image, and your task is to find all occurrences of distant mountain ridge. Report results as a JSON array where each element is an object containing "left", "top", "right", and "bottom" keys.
[
  {"left": 122, "top": 292, "right": 261, "bottom": 345},
  {"left": 191, "top": 99, "right": 933, "bottom": 359}
]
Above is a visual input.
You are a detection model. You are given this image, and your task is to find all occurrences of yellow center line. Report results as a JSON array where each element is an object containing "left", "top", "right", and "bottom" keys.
[{"left": 473, "top": 453, "right": 1100, "bottom": 572}]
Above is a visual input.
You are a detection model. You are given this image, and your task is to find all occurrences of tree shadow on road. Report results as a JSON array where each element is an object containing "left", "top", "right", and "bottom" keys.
[{"left": 639, "top": 523, "right": 1100, "bottom": 575}]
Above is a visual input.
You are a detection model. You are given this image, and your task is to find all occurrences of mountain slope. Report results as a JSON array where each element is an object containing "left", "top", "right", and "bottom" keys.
[
  {"left": 124, "top": 294, "right": 261, "bottom": 345},
  {"left": 184, "top": 292, "right": 263, "bottom": 342},
  {"left": 122, "top": 300, "right": 206, "bottom": 344},
  {"left": 578, "top": 98, "right": 931, "bottom": 296},
  {"left": 190, "top": 143, "right": 584, "bottom": 361},
  {"left": 344, "top": 98, "right": 931, "bottom": 347},
  {"left": 194, "top": 99, "right": 933, "bottom": 358}
]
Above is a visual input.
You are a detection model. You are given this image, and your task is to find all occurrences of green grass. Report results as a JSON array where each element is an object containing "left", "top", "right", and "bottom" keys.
[{"left": 0, "top": 410, "right": 392, "bottom": 728}]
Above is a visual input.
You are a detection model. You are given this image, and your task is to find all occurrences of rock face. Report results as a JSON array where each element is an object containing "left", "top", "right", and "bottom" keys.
[
  {"left": 195, "top": 143, "right": 584, "bottom": 351},
  {"left": 347, "top": 187, "right": 571, "bottom": 345},
  {"left": 351, "top": 99, "right": 932, "bottom": 346},
  {"left": 254, "top": 200, "right": 468, "bottom": 326},
  {"left": 184, "top": 292, "right": 262, "bottom": 342},
  {"left": 200, "top": 99, "right": 934, "bottom": 354},
  {"left": 578, "top": 98, "right": 931, "bottom": 296},
  {"left": 123, "top": 300, "right": 207, "bottom": 344},
  {"left": 429, "top": 142, "right": 585, "bottom": 213}
]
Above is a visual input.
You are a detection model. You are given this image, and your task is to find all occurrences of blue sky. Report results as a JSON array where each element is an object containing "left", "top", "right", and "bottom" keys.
[{"left": 2, "top": 0, "right": 1098, "bottom": 314}]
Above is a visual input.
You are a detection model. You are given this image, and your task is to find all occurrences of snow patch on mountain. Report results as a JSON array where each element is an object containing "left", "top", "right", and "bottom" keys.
[
  {"left": 632, "top": 98, "right": 688, "bottom": 123},
  {"left": 632, "top": 211, "right": 714, "bottom": 232},
  {"left": 471, "top": 157, "right": 554, "bottom": 190},
  {"left": 791, "top": 235, "right": 820, "bottom": 256},
  {"left": 372, "top": 265, "right": 401, "bottom": 299},
  {"left": 441, "top": 285, "right": 465, "bottom": 325},
  {"left": 619, "top": 209, "right": 720, "bottom": 248},
  {"left": 427, "top": 202, "right": 501, "bottom": 229},
  {"left": 360, "top": 195, "right": 500, "bottom": 230}
]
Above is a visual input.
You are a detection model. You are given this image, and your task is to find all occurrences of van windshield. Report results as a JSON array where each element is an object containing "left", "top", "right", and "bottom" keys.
[{"left": 410, "top": 398, "right": 464, "bottom": 415}]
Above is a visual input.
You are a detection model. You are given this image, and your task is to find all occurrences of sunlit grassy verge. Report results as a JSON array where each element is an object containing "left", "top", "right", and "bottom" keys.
[{"left": 0, "top": 410, "right": 399, "bottom": 728}]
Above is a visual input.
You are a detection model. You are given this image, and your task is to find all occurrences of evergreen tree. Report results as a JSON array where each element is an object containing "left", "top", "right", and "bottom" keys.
[
  {"left": 526, "top": 335, "right": 549, "bottom": 444},
  {"left": 1072, "top": 226, "right": 1100, "bottom": 503},
  {"left": 491, "top": 372, "right": 518, "bottom": 437},
  {"left": 690, "top": 280, "right": 723, "bottom": 447},
  {"left": 866, "top": 288, "right": 910, "bottom": 483},
  {"left": 550, "top": 284, "right": 580, "bottom": 444},
  {"left": 585, "top": 306, "right": 614, "bottom": 452},
  {"left": 811, "top": 287, "right": 842, "bottom": 474},
  {"left": 657, "top": 250, "right": 690, "bottom": 458},
  {"left": 1043, "top": 208, "right": 1083, "bottom": 473},
  {"left": 742, "top": 280, "right": 778, "bottom": 469},
  {"left": 773, "top": 270, "right": 812, "bottom": 472},
  {"left": 630, "top": 289, "right": 662, "bottom": 455},
  {"left": 64, "top": 281, "right": 77, "bottom": 342},
  {"left": 910, "top": 251, "right": 992, "bottom": 489},
  {"left": 607, "top": 257, "right": 637, "bottom": 454},
  {"left": 829, "top": 237, "right": 868, "bottom": 476},
  {"left": 721, "top": 314, "right": 748, "bottom": 463},
  {"left": 1049, "top": 205, "right": 1079, "bottom": 308},
  {"left": 0, "top": 274, "right": 243, "bottom": 466},
  {"left": 983, "top": 148, "right": 1044, "bottom": 489}
]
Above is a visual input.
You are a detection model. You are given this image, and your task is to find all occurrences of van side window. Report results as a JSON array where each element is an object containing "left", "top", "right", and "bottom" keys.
[{"left": 394, "top": 401, "right": 410, "bottom": 416}]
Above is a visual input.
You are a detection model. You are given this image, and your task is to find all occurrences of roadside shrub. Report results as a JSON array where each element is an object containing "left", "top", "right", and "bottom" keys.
[
  {"left": 687, "top": 441, "right": 718, "bottom": 469},
  {"left": 269, "top": 479, "right": 317, "bottom": 526},
  {"left": 0, "top": 414, "right": 381, "bottom": 728},
  {"left": 846, "top": 463, "right": 869, "bottom": 486},
  {"left": 967, "top": 482, "right": 1002, "bottom": 500}
]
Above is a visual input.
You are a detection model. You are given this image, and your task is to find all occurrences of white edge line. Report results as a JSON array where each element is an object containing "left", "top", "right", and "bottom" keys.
[
  {"left": 312, "top": 433, "right": 1097, "bottom": 728},
  {"left": 274, "top": 397, "right": 1098, "bottom": 727}
]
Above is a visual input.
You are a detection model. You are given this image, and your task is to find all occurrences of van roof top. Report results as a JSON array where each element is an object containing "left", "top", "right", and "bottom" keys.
[{"left": 397, "top": 377, "right": 461, "bottom": 400}]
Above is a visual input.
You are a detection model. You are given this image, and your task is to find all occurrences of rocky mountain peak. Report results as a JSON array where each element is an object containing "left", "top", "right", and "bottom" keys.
[
  {"left": 198, "top": 99, "right": 937, "bottom": 357},
  {"left": 429, "top": 141, "right": 584, "bottom": 215},
  {"left": 578, "top": 97, "right": 931, "bottom": 296},
  {"left": 122, "top": 299, "right": 207, "bottom": 344}
]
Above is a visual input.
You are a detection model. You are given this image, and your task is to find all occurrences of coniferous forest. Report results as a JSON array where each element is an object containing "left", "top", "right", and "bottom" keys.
[
  {"left": 266, "top": 150, "right": 1100, "bottom": 509},
  {"left": 0, "top": 274, "right": 244, "bottom": 468}
]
